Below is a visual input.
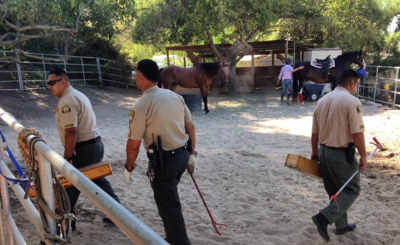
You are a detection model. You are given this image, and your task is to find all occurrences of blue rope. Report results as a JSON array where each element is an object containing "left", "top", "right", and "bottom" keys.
[
  {"left": 0, "top": 128, "right": 32, "bottom": 190},
  {"left": 0, "top": 129, "right": 26, "bottom": 178}
]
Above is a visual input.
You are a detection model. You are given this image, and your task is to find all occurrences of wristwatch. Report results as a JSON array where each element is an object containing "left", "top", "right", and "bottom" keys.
[
  {"left": 125, "top": 163, "right": 136, "bottom": 172},
  {"left": 190, "top": 151, "right": 198, "bottom": 157},
  {"left": 64, "top": 156, "right": 73, "bottom": 161}
]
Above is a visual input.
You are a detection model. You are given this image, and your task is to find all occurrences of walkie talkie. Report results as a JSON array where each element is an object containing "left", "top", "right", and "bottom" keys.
[{"left": 147, "top": 134, "right": 158, "bottom": 167}]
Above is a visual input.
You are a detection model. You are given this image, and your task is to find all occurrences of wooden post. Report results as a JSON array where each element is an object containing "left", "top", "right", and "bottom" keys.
[
  {"left": 96, "top": 58, "right": 103, "bottom": 88},
  {"left": 271, "top": 51, "right": 274, "bottom": 66},
  {"left": 16, "top": 63, "right": 24, "bottom": 91},
  {"left": 285, "top": 40, "right": 289, "bottom": 60},
  {"left": 251, "top": 52, "right": 255, "bottom": 90},
  {"left": 167, "top": 49, "right": 170, "bottom": 66}
]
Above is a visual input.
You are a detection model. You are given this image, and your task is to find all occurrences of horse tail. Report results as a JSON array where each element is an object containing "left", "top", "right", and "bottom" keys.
[{"left": 158, "top": 68, "right": 164, "bottom": 88}]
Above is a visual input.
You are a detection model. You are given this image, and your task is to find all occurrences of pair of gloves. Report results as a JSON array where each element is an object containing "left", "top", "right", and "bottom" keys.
[
  {"left": 124, "top": 163, "right": 136, "bottom": 181},
  {"left": 187, "top": 153, "right": 197, "bottom": 174}
]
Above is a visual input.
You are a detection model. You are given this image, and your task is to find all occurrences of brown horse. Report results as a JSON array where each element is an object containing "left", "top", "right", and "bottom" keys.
[
  {"left": 292, "top": 50, "right": 364, "bottom": 100},
  {"left": 158, "top": 62, "right": 229, "bottom": 114}
]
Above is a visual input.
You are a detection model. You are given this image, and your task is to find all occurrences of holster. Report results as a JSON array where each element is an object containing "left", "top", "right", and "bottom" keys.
[
  {"left": 187, "top": 138, "right": 193, "bottom": 153},
  {"left": 346, "top": 142, "right": 355, "bottom": 163},
  {"left": 147, "top": 151, "right": 159, "bottom": 167}
]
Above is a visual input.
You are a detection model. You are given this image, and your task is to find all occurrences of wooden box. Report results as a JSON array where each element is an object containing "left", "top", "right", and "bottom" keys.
[
  {"left": 285, "top": 154, "right": 322, "bottom": 181},
  {"left": 29, "top": 161, "right": 113, "bottom": 198}
]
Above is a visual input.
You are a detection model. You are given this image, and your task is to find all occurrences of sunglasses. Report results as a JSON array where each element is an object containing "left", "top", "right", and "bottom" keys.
[
  {"left": 47, "top": 78, "right": 63, "bottom": 86},
  {"left": 133, "top": 71, "right": 142, "bottom": 79}
]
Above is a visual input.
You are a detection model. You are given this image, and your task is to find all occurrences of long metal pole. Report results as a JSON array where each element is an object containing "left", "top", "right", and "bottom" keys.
[
  {"left": 0, "top": 108, "right": 168, "bottom": 245},
  {"left": 81, "top": 57, "right": 86, "bottom": 86},
  {"left": 0, "top": 162, "right": 29, "bottom": 245},
  {"left": 36, "top": 152, "right": 57, "bottom": 236},
  {"left": 0, "top": 143, "right": 6, "bottom": 245},
  {"left": 374, "top": 66, "right": 379, "bottom": 103},
  {"left": 393, "top": 68, "right": 398, "bottom": 108},
  {"left": 96, "top": 58, "right": 103, "bottom": 88},
  {"left": 0, "top": 183, "right": 6, "bottom": 245}
]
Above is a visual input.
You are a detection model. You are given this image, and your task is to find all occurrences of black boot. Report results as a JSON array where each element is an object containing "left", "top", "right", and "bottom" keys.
[
  {"left": 280, "top": 95, "right": 284, "bottom": 105},
  {"left": 312, "top": 213, "right": 330, "bottom": 241}
]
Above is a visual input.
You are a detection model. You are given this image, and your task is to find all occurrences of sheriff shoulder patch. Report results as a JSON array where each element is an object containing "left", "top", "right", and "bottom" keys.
[
  {"left": 62, "top": 105, "right": 71, "bottom": 114},
  {"left": 129, "top": 110, "right": 135, "bottom": 124}
]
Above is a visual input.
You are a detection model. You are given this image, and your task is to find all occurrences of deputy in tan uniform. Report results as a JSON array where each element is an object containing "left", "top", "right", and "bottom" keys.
[
  {"left": 311, "top": 69, "right": 367, "bottom": 241},
  {"left": 125, "top": 59, "right": 196, "bottom": 245},
  {"left": 48, "top": 69, "right": 121, "bottom": 231}
]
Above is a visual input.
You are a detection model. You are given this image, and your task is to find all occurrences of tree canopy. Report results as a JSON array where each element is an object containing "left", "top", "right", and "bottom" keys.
[
  {"left": 2, "top": 0, "right": 400, "bottom": 69},
  {"left": 0, "top": 0, "right": 136, "bottom": 61},
  {"left": 133, "top": 0, "right": 400, "bottom": 57}
]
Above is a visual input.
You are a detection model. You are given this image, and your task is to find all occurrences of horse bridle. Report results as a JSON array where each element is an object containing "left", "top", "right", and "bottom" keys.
[{"left": 357, "top": 53, "right": 365, "bottom": 68}]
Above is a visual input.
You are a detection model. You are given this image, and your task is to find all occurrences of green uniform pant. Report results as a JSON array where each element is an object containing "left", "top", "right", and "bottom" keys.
[{"left": 318, "top": 145, "right": 361, "bottom": 229}]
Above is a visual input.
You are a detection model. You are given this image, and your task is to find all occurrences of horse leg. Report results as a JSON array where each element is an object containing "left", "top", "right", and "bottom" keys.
[
  {"left": 330, "top": 76, "right": 337, "bottom": 91},
  {"left": 199, "top": 86, "right": 209, "bottom": 114},
  {"left": 202, "top": 95, "right": 209, "bottom": 114},
  {"left": 292, "top": 72, "right": 298, "bottom": 102},
  {"left": 170, "top": 82, "right": 178, "bottom": 92}
]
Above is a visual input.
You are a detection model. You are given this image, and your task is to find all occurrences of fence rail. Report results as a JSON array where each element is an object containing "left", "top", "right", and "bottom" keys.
[
  {"left": 0, "top": 51, "right": 135, "bottom": 91},
  {"left": 0, "top": 108, "right": 168, "bottom": 245},
  {"left": 358, "top": 65, "right": 400, "bottom": 108}
]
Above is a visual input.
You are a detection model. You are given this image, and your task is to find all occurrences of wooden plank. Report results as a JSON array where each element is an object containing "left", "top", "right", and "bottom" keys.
[
  {"left": 285, "top": 154, "right": 322, "bottom": 181},
  {"left": 29, "top": 161, "right": 113, "bottom": 198}
]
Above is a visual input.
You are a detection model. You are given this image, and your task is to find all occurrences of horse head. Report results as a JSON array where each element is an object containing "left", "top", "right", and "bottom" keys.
[{"left": 354, "top": 50, "right": 365, "bottom": 68}]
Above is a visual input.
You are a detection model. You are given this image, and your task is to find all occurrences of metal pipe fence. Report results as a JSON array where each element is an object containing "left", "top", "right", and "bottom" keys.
[
  {"left": 0, "top": 51, "right": 136, "bottom": 91},
  {"left": 0, "top": 107, "right": 168, "bottom": 245},
  {"left": 358, "top": 65, "right": 400, "bottom": 108}
]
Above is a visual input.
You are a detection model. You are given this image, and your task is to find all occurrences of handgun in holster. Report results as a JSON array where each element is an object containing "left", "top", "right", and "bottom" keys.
[
  {"left": 147, "top": 135, "right": 160, "bottom": 168},
  {"left": 157, "top": 136, "right": 164, "bottom": 172},
  {"left": 346, "top": 142, "right": 355, "bottom": 164}
]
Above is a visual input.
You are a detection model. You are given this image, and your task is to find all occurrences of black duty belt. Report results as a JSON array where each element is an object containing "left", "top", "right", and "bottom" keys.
[
  {"left": 320, "top": 144, "right": 347, "bottom": 151},
  {"left": 162, "top": 146, "right": 187, "bottom": 158},
  {"left": 75, "top": 136, "right": 101, "bottom": 149}
]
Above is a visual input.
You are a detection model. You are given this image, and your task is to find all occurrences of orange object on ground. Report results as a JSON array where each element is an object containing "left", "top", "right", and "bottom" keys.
[{"left": 299, "top": 88, "right": 304, "bottom": 104}]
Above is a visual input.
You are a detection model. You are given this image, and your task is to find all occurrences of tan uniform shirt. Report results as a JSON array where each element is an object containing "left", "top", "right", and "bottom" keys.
[
  {"left": 312, "top": 87, "right": 365, "bottom": 148},
  {"left": 128, "top": 86, "right": 192, "bottom": 151},
  {"left": 55, "top": 86, "right": 100, "bottom": 146}
]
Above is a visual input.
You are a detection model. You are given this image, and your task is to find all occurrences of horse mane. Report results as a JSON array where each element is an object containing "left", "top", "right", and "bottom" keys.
[
  {"left": 334, "top": 51, "right": 358, "bottom": 62},
  {"left": 198, "top": 62, "right": 221, "bottom": 77},
  {"left": 157, "top": 68, "right": 164, "bottom": 88}
]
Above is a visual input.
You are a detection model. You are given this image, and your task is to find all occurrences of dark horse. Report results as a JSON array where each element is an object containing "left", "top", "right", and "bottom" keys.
[
  {"left": 292, "top": 50, "right": 364, "bottom": 100},
  {"left": 158, "top": 62, "right": 229, "bottom": 114}
]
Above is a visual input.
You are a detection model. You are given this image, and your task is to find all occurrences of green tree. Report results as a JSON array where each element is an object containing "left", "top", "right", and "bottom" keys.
[
  {"left": 0, "top": 0, "right": 136, "bottom": 62},
  {"left": 133, "top": 0, "right": 284, "bottom": 95},
  {"left": 274, "top": 0, "right": 400, "bottom": 58}
]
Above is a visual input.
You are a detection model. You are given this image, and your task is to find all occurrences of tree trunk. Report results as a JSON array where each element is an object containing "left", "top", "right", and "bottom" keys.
[{"left": 228, "top": 61, "right": 237, "bottom": 96}]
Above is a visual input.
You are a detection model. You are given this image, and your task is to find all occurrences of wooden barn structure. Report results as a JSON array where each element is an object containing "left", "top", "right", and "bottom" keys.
[{"left": 165, "top": 40, "right": 318, "bottom": 92}]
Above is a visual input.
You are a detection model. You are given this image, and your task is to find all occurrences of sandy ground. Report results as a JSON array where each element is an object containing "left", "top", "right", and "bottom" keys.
[{"left": 1, "top": 86, "right": 400, "bottom": 245}]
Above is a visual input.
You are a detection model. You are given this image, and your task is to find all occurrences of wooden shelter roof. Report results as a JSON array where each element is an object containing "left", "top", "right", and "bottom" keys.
[{"left": 165, "top": 40, "right": 318, "bottom": 58}]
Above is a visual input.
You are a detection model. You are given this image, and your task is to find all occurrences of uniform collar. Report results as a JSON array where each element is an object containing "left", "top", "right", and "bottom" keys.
[
  {"left": 335, "top": 86, "right": 348, "bottom": 92},
  {"left": 144, "top": 85, "right": 158, "bottom": 94},
  {"left": 61, "top": 86, "right": 73, "bottom": 98}
]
